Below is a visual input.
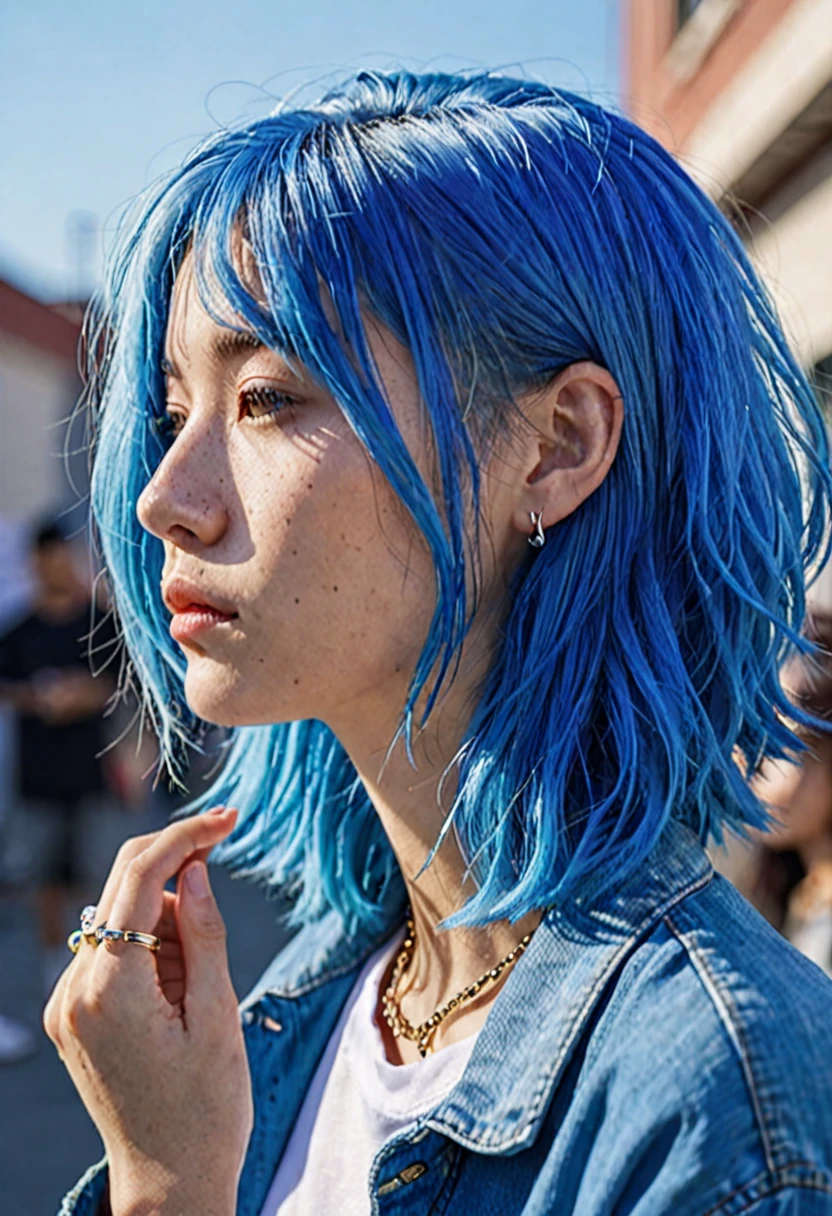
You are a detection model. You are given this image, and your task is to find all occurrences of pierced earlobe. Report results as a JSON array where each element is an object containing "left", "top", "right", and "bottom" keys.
[{"left": 528, "top": 510, "right": 546, "bottom": 549}]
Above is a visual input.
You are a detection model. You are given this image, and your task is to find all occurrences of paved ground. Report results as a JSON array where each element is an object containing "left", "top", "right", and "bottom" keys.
[{"left": 0, "top": 828, "right": 290, "bottom": 1216}]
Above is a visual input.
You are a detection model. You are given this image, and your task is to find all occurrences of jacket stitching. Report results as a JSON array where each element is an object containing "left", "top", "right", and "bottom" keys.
[
  {"left": 701, "top": 1162, "right": 832, "bottom": 1215},
  {"left": 428, "top": 1142, "right": 465, "bottom": 1216},
  {"left": 368, "top": 1117, "right": 433, "bottom": 1215},
  {"left": 428, "top": 864, "right": 715, "bottom": 1155},
  {"left": 664, "top": 910, "right": 776, "bottom": 1179},
  {"left": 57, "top": 1154, "right": 108, "bottom": 1214}
]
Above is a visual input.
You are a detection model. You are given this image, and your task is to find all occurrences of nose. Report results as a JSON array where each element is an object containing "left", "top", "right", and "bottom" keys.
[{"left": 137, "top": 421, "right": 229, "bottom": 551}]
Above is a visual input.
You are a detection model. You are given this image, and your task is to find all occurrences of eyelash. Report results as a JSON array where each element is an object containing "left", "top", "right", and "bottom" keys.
[
  {"left": 154, "top": 383, "right": 296, "bottom": 442},
  {"left": 239, "top": 383, "right": 297, "bottom": 424}
]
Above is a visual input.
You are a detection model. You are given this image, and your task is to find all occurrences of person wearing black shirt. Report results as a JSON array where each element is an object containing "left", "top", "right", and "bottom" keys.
[{"left": 0, "top": 521, "right": 118, "bottom": 997}]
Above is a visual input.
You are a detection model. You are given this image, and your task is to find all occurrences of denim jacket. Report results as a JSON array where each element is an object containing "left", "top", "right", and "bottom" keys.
[{"left": 60, "top": 820, "right": 832, "bottom": 1215}]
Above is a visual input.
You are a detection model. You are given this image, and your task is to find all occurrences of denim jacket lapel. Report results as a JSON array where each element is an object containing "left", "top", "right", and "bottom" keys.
[{"left": 234, "top": 819, "right": 714, "bottom": 1214}]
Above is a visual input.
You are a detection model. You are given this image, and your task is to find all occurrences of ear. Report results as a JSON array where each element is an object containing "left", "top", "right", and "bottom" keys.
[{"left": 511, "top": 361, "right": 623, "bottom": 542}]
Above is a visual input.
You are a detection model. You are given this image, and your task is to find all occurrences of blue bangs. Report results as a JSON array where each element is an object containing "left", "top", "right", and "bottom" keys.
[{"left": 85, "top": 70, "right": 832, "bottom": 937}]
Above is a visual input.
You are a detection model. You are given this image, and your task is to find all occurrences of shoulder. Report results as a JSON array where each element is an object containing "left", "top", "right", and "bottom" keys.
[
  {"left": 663, "top": 872, "right": 832, "bottom": 1165},
  {"left": 572, "top": 873, "right": 832, "bottom": 1213}
]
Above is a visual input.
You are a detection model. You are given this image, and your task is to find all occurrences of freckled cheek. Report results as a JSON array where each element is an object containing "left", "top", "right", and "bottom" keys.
[
  {"left": 237, "top": 431, "right": 427, "bottom": 646},
  {"left": 238, "top": 456, "right": 377, "bottom": 608}
]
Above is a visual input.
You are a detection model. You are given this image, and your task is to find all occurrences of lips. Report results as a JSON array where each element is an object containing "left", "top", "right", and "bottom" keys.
[
  {"left": 163, "top": 577, "right": 239, "bottom": 647},
  {"left": 162, "top": 577, "right": 238, "bottom": 619}
]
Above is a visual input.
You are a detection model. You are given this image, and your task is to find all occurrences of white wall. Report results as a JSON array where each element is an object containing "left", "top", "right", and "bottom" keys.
[{"left": 0, "top": 331, "right": 78, "bottom": 522}]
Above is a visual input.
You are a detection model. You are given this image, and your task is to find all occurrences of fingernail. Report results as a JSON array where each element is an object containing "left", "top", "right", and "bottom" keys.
[
  {"left": 185, "top": 861, "right": 210, "bottom": 898},
  {"left": 207, "top": 806, "right": 227, "bottom": 816}
]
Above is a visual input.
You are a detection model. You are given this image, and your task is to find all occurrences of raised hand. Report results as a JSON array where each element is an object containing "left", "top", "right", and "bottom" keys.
[{"left": 44, "top": 807, "right": 252, "bottom": 1216}]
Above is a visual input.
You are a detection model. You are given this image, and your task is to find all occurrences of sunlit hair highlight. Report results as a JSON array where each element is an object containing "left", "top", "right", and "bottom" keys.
[{"left": 84, "top": 70, "right": 832, "bottom": 937}]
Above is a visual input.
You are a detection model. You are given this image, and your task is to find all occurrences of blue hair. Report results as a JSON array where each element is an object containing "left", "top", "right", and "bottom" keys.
[{"left": 84, "top": 69, "right": 832, "bottom": 937}]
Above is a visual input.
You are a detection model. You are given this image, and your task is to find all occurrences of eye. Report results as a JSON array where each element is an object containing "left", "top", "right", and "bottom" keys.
[
  {"left": 238, "top": 382, "right": 296, "bottom": 424},
  {"left": 154, "top": 410, "right": 186, "bottom": 443}
]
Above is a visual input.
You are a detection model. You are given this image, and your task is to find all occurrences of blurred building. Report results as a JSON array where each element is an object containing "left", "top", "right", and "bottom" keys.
[
  {"left": 0, "top": 278, "right": 85, "bottom": 820},
  {"left": 623, "top": 0, "right": 832, "bottom": 592},
  {"left": 0, "top": 274, "right": 88, "bottom": 628},
  {"left": 0, "top": 276, "right": 84, "bottom": 530},
  {"left": 624, "top": 0, "right": 831, "bottom": 371}
]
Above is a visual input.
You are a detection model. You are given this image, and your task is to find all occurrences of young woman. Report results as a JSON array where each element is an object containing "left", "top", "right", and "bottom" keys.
[{"left": 48, "top": 71, "right": 832, "bottom": 1215}]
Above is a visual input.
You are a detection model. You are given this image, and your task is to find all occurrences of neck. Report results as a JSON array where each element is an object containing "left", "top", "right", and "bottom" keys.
[{"left": 327, "top": 612, "right": 544, "bottom": 1053}]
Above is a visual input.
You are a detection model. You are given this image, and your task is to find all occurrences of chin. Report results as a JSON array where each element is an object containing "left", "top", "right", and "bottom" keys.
[
  {"left": 181, "top": 657, "right": 303, "bottom": 728},
  {"left": 182, "top": 660, "right": 256, "bottom": 728}
]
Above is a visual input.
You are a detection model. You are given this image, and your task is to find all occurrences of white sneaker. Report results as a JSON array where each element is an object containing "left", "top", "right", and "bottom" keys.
[{"left": 0, "top": 1013, "right": 38, "bottom": 1064}]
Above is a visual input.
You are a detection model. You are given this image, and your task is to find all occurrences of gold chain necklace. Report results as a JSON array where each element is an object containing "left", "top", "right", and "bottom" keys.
[{"left": 380, "top": 910, "right": 536, "bottom": 1057}]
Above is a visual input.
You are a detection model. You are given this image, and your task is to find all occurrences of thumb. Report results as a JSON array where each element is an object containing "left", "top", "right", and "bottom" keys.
[{"left": 177, "top": 861, "right": 235, "bottom": 1013}]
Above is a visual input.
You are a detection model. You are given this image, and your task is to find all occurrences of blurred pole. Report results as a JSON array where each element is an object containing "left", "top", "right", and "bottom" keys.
[{"left": 64, "top": 210, "right": 98, "bottom": 302}]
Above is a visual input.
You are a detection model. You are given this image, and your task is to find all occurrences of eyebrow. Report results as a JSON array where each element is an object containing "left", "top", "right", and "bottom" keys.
[{"left": 161, "top": 330, "right": 263, "bottom": 379}]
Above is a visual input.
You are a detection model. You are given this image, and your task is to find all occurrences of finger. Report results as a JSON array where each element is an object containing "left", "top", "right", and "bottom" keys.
[
  {"left": 101, "top": 807, "right": 238, "bottom": 943},
  {"left": 45, "top": 934, "right": 100, "bottom": 1057},
  {"left": 91, "top": 829, "right": 167, "bottom": 925},
  {"left": 59, "top": 832, "right": 197, "bottom": 986},
  {"left": 156, "top": 937, "right": 184, "bottom": 962},
  {"left": 154, "top": 893, "right": 185, "bottom": 968},
  {"left": 160, "top": 971, "right": 186, "bottom": 1008},
  {"left": 88, "top": 807, "right": 232, "bottom": 933},
  {"left": 43, "top": 953, "right": 75, "bottom": 1049},
  {"left": 157, "top": 945, "right": 186, "bottom": 1007},
  {"left": 154, "top": 891, "right": 180, "bottom": 941},
  {"left": 175, "top": 861, "right": 237, "bottom": 1022},
  {"left": 61, "top": 873, "right": 167, "bottom": 993}
]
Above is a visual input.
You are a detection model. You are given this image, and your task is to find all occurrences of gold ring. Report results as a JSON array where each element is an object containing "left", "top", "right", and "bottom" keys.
[
  {"left": 67, "top": 929, "right": 83, "bottom": 954},
  {"left": 98, "top": 927, "right": 161, "bottom": 952}
]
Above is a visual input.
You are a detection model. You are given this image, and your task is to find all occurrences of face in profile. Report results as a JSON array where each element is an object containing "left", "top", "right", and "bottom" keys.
[
  {"left": 136, "top": 260, "right": 424, "bottom": 735},
  {"left": 136, "top": 258, "right": 521, "bottom": 744}
]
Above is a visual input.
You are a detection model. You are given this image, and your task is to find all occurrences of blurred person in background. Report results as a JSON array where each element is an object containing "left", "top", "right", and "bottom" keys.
[
  {"left": 752, "top": 615, "right": 832, "bottom": 976},
  {"left": 0, "top": 516, "right": 39, "bottom": 1063},
  {"left": 0, "top": 518, "right": 118, "bottom": 999}
]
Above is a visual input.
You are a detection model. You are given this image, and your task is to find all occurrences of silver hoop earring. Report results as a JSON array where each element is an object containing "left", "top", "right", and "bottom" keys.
[{"left": 528, "top": 510, "right": 545, "bottom": 549}]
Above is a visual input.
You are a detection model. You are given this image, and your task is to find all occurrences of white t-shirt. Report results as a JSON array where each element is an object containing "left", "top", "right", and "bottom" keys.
[{"left": 259, "top": 931, "right": 478, "bottom": 1215}]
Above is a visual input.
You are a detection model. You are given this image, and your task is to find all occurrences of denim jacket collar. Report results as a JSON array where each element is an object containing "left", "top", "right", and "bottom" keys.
[
  {"left": 428, "top": 819, "right": 714, "bottom": 1153},
  {"left": 240, "top": 818, "right": 714, "bottom": 1156}
]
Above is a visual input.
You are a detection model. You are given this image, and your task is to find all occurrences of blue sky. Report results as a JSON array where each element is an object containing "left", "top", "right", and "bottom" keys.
[{"left": 0, "top": 0, "right": 620, "bottom": 299}]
